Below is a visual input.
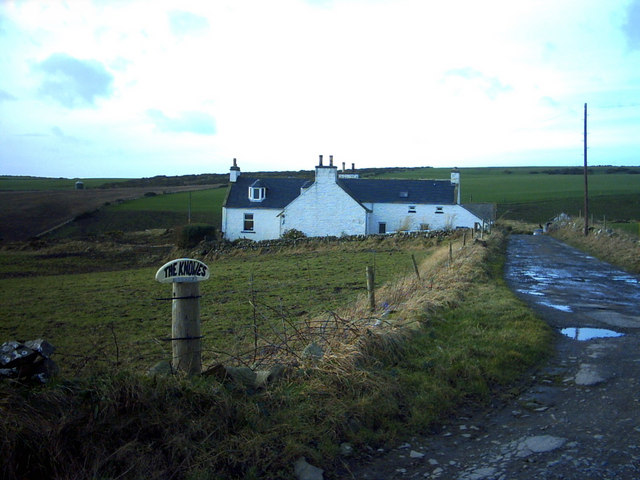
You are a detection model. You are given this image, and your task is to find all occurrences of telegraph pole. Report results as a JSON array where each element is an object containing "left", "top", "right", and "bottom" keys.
[{"left": 583, "top": 103, "right": 589, "bottom": 236}]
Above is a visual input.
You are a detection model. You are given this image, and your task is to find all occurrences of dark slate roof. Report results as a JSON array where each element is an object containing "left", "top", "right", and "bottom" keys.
[
  {"left": 462, "top": 203, "right": 497, "bottom": 222},
  {"left": 224, "top": 176, "right": 309, "bottom": 209},
  {"left": 224, "top": 175, "right": 457, "bottom": 209},
  {"left": 339, "top": 178, "right": 455, "bottom": 204}
]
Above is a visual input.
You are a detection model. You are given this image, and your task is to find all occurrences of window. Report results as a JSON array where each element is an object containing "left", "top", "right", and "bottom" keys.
[
  {"left": 249, "top": 187, "right": 265, "bottom": 202},
  {"left": 435, "top": 206, "right": 444, "bottom": 214},
  {"left": 378, "top": 222, "right": 386, "bottom": 234},
  {"left": 419, "top": 223, "right": 429, "bottom": 231},
  {"left": 243, "top": 213, "right": 254, "bottom": 231},
  {"left": 408, "top": 205, "right": 416, "bottom": 213}
]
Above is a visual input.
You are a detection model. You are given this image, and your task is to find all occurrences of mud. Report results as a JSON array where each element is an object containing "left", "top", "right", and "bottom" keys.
[{"left": 348, "top": 234, "right": 640, "bottom": 479}]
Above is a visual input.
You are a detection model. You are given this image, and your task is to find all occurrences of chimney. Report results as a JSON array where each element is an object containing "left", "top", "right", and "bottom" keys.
[
  {"left": 351, "top": 163, "right": 355, "bottom": 172},
  {"left": 451, "top": 170, "right": 461, "bottom": 204},
  {"left": 229, "top": 158, "right": 240, "bottom": 183},
  {"left": 329, "top": 155, "right": 334, "bottom": 166},
  {"left": 318, "top": 154, "right": 323, "bottom": 167},
  {"left": 342, "top": 162, "right": 346, "bottom": 172}
]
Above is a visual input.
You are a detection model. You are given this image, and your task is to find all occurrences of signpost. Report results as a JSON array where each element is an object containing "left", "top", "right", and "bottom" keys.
[{"left": 155, "top": 258, "right": 210, "bottom": 375}]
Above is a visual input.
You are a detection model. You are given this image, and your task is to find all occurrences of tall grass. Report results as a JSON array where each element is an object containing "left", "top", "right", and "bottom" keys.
[
  {"left": 0, "top": 231, "right": 552, "bottom": 479},
  {"left": 549, "top": 219, "right": 640, "bottom": 274}
]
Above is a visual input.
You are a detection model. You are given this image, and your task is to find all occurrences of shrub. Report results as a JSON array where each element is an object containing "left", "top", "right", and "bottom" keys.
[
  {"left": 175, "top": 224, "right": 218, "bottom": 248},
  {"left": 281, "top": 228, "right": 306, "bottom": 240}
]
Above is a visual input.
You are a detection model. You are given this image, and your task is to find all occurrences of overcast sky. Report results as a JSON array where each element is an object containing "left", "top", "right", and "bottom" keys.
[{"left": 1, "top": 0, "right": 639, "bottom": 178}]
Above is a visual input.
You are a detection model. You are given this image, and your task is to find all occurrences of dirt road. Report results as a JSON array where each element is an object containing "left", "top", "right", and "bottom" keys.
[{"left": 350, "top": 234, "right": 640, "bottom": 479}]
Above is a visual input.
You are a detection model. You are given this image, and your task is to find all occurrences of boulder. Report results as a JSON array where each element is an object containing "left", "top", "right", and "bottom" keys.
[
  {"left": 0, "top": 339, "right": 58, "bottom": 383},
  {"left": 294, "top": 457, "right": 324, "bottom": 480}
]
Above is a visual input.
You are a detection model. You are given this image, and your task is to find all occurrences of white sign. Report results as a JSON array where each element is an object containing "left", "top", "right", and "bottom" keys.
[{"left": 155, "top": 258, "right": 210, "bottom": 283}]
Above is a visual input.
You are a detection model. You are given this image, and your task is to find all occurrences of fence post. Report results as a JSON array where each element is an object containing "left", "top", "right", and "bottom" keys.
[
  {"left": 411, "top": 254, "right": 421, "bottom": 280},
  {"left": 156, "top": 258, "right": 210, "bottom": 376},
  {"left": 366, "top": 266, "right": 375, "bottom": 312}
]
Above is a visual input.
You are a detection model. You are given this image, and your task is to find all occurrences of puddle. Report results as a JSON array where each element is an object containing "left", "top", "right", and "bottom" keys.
[
  {"left": 540, "top": 301, "right": 573, "bottom": 312},
  {"left": 560, "top": 327, "right": 624, "bottom": 341}
]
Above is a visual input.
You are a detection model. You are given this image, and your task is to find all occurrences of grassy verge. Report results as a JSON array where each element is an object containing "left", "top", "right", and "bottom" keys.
[
  {"left": 0, "top": 232, "right": 551, "bottom": 479},
  {"left": 549, "top": 219, "right": 640, "bottom": 274}
]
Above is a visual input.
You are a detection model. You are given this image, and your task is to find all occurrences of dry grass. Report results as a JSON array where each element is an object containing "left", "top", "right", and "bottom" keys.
[
  {"left": 0, "top": 229, "right": 552, "bottom": 480},
  {"left": 549, "top": 218, "right": 640, "bottom": 274}
]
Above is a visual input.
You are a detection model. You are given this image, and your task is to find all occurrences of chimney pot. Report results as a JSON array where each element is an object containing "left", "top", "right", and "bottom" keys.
[
  {"left": 352, "top": 163, "right": 355, "bottom": 171},
  {"left": 319, "top": 154, "right": 323, "bottom": 166},
  {"left": 342, "top": 162, "right": 346, "bottom": 172},
  {"left": 329, "top": 155, "right": 333, "bottom": 166}
]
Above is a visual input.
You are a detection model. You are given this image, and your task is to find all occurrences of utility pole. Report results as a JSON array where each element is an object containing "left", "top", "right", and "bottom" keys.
[{"left": 583, "top": 103, "right": 589, "bottom": 236}]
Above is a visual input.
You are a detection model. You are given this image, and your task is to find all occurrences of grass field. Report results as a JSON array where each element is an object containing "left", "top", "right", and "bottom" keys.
[
  {"left": 0, "top": 231, "right": 553, "bottom": 480},
  {"left": 2, "top": 167, "right": 638, "bottom": 239},
  {"left": 0, "top": 237, "right": 433, "bottom": 375}
]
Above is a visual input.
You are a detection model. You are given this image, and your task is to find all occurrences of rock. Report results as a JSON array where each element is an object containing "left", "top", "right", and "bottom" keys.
[
  {"left": 516, "top": 435, "right": 567, "bottom": 458},
  {"left": 574, "top": 364, "right": 606, "bottom": 386},
  {"left": 302, "top": 342, "right": 324, "bottom": 361},
  {"left": 148, "top": 360, "right": 173, "bottom": 377},
  {"left": 410, "top": 450, "right": 425, "bottom": 458},
  {"left": 461, "top": 466, "right": 496, "bottom": 480},
  {"left": 294, "top": 457, "right": 324, "bottom": 480},
  {"left": 0, "top": 339, "right": 58, "bottom": 383},
  {"left": 255, "top": 364, "right": 286, "bottom": 387},
  {"left": 225, "top": 366, "right": 258, "bottom": 389},
  {"left": 340, "top": 443, "right": 354, "bottom": 456}
]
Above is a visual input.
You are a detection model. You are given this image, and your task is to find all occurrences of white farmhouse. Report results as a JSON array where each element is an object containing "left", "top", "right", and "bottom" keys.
[{"left": 222, "top": 156, "right": 494, "bottom": 241}]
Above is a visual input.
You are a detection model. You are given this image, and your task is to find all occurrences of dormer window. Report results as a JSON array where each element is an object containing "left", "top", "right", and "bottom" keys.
[{"left": 248, "top": 180, "right": 266, "bottom": 202}]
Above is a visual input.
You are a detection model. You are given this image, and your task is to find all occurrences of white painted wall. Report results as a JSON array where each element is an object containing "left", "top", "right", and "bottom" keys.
[
  {"left": 282, "top": 167, "right": 367, "bottom": 237},
  {"left": 222, "top": 207, "right": 282, "bottom": 241},
  {"left": 366, "top": 203, "right": 481, "bottom": 234}
]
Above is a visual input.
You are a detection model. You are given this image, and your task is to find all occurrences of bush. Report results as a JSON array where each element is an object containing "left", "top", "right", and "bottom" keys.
[
  {"left": 281, "top": 228, "right": 306, "bottom": 240},
  {"left": 175, "top": 224, "right": 218, "bottom": 248}
]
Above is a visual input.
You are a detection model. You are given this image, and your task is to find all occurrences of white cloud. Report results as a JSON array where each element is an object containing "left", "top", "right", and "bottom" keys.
[
  {"left": 0, "top": 0, "right": 638, "bottom": 177},
  {"left": 34, "top": 53, "right": 114, "bottom": 108}
]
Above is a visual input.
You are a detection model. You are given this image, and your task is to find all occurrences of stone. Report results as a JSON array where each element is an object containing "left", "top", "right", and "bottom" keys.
[
  {"left": 340, "top": 443, "right": 354, "bottom": 456},
  {"left": 294, "top": 457, "right": 324, "bottom": 480},
  {"left": 410, "top": 450, "right": 425, "bottom": 458},
  {"left": 462, "top": 467, "right": 497, "bottom": 480},
  {"left": 148, "top": 360, "right": 173, "bottom": 377},
  {"left": 302, "top": 342, "right": 324, "bottom": 361},
  {"left": 225, "top": 366, "right": 257, "bottom": 389},
  {"left": 574, "top": 364, "right": 606, "bottom": 386},
  {"left": 0, "top": 339, "right": 58, "bottom": 383},
  {"left": 254, "top": 364, "right": 286, "bottom": 387},
  {"left": 516, "top": 435, "right": 567, "bottom": 458}
]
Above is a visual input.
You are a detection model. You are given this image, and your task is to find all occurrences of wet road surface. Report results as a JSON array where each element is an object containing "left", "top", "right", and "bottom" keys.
[
  {"left": 350, "top": 234, "right": 640, "bottom": 479},
  {"left": 506, "top": 234, "right": 640, "bottom": 333}
]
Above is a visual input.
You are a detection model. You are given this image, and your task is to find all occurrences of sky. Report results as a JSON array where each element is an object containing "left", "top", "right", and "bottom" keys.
[{"left": 0, "top": 0, "right": 639, "bottom": 178}]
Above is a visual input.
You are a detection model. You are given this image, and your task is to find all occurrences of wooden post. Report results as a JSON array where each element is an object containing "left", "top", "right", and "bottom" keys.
[
  {"left": 583, "top": 102, "right": 589, "bottom": 236},
  {"left": 366, "top": 266, "right": 375, "bottom": 312},
  {"left": 411, "top": 254, "right": 421, "bottom": 280},
  {"left": 449, "top": 241, "right": 453, "bottom": 266},
  {"left": 155, "top": 258, "right": 210, "bottom": 376},
  {"left": 172, "top": 282, "right": 201, "bottom": 375},
  {"left": 463, "top": 231, "right": 467, "bottom": 246}
]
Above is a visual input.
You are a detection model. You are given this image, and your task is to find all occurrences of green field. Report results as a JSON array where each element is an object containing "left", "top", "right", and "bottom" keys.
[
  {"left": 0, "top": 238, "right": 432, "bottom": 375},
  {"left": 370, "top": 166, "right": 640, "bottom": 225},
  {"left": 4, "top": 166, "right": 639, "bottom": 238}
]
